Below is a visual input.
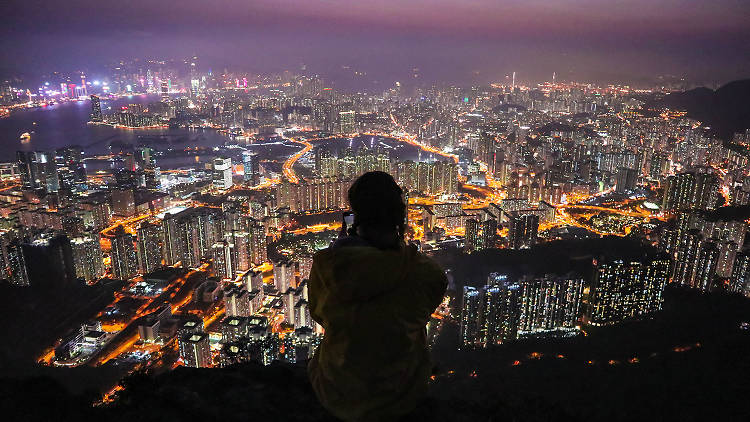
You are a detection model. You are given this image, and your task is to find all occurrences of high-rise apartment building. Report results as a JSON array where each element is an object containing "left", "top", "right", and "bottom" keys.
[
  {"left": 110, "top": 225, "right": 138, "bottom": 280},
  {"left": 662, "top": 171, "right": 720, "bottom": 212},
  {"left": 70, "top": 234, "right": 104, "bottom": 283},
  {"left": 730, "top": 253, "right": 750, "bottom": 296},
  {"left": 212, "top": 239, "right": 235, "bottom": 280},
  {"left": 242, "top": 151, "right": 260, "bottom": 185},
  {"left": 460, "top": 274, "right": 524, "bottom": 348},
  {"left": 224, "top": 287, "right": 252, "bottom": 317},
  {"left": 90, "top": 95, "right": 103, "bottom": 121},
  {"left": 338, "top": 110, "right": 356, "bottom": 134},
  {"left": 178, "top": 332, "right": 211, "bottom": 368},
  {"left": 460, "top": 286, "right": 482, "bottom": 347},
  {"left": 55, "top": 146, "right": 86, "bottom": 193},
  {"left": 589, "top": 256, "right": 670, "bottom": 325},
  {"left": 136, "top": 221, "right": 163, "bottom": 274},
  {"left": 4, "top": 238, "right": 29, "bottom": 286},
  {"left": 213, "top": 157, "right": 233, "bottom": 190},
  {"left": 17, "top": 151, "right": 59, "bottom": 192},
  {"left": 250, "top": 222, "right": 267, "bottom": 265},
  {"left": 507, "top": 213, "right": 539, "bottom": 249},
  {"left": 517, "top": 275, "right": 584, "bottom": 334},
  {"left": 273, "top": 260, "right": 295, "bottom": 292}
]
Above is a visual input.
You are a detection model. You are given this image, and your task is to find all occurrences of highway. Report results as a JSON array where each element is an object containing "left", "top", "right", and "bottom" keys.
[
  {"left": 281, "top": 130, "right": 460, "bottom": 185},
  {"left": 281, "top": 137, "right": 313, "bottom": 183}
]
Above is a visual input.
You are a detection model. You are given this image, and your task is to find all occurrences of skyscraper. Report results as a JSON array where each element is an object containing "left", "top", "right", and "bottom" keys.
[
  {"left": 16, "top": 151, "right": 59, "bottom": 192},
  {"left": 730, "top": 253, "right": 749, "bottom": 296},
  {"left": 21, "top": 233, "right": 75, "bottom": 287},
  {"left": 55, "top": 146, "right": 87, "bottom": 193},
  {"left": 589, "top": 256, "right": 670, "bottom": 325},
  {"left": 672, "top": 229, "right": 703, "bottom": 287},
  {"left": 338, "top": 110, "right": 356, "bottom": 134},
  {"left": 480, "top": 218, "right": 497, "bottom": 251},
  {"left": 615, "top": 167, "right": 638, "bottom": 193},
  {"left": 5, "top": 238, "right": 29, "bottom": 286},
  {"left": 518, "top": 275, "right": 584, "bottom": 334},
  {"left": 136, "top": 221, "right": 163, "bottom": 274},
  {"left": 662, "top": 171, "right": 720, "bottom": 213},
  {"left": 212, "top": 239, "right": 235, "bottom": 280},
  {"left": 224, "top": 287, "right": 252, "bottom": 317},
  {"left": 508, "top": 213, "right": 539, "bottom": 249},
  {"left": 160, "top": 80, "right": 169, "bottom": 102},
  {"left": 464, "top": 219, "right": 480, "bottom": 253},
  {"left": 110, "top": 225, "right": 138, "bottom": 280},
  {"left": 135, "top": 147, "right": 159, "bottom": 190},
  {"left": 481, "top": 274, "right": 520, "bottom": 346},
  {"left": 273, "top": 260, "right": 295, "bottom": 292},
  {"left": 693, "top": 241, "right": 719, "bottom": 292},
  {"left": 70, "top": 234, "right": 104, "bottom": 283},
  {"left": 178, "top": 332, "right": 211, "bottom": 368},
  {"left": 460, "top": 286, "right": 482, "bottom": 347},
  {"left": 213, "top": 157, "right": 233, "bottom": 190},
  {"left": 250, "top": 222, "right": 267, "bottom": 265},
  {"left": 90, "top": 95, "right": 102, "bottom": 122},
  {"left": 231, "top": 230, "right": 251, "bottom": 273},
  {"left": 242, "top": 151, "right": 260, "bottom": 185},
  {"left": 460, "top": 274, "right": 524, "bottom": 348},
  {"left": 161, "top": 212, "right": 182, "bottom": 266}
]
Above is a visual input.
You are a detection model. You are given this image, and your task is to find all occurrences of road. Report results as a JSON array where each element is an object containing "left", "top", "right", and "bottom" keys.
[
  {"left": 86, "top": 264, "right": 209, "bottom": 366},
  {"left": 281, "top": 137, "right": 313, "bottom": 183},
  {"left": 281, "top": 130, "right": 460, "bottom": 185}
]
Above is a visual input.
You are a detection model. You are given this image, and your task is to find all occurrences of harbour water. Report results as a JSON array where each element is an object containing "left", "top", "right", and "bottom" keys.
[
  {"left": 0, "top": 96, "right": 441, "bottom": 172},
  {"left": 0, "top": 95, "right": 231, "bottom": 163}
]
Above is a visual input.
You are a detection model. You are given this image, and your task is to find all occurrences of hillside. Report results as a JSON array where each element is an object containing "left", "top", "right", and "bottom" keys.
[
  {"left": 3, "top": 287, "right": 749, "bottom": 421},
  {"left": 649, "top": 79, "right": 750, "bottom": 140}
]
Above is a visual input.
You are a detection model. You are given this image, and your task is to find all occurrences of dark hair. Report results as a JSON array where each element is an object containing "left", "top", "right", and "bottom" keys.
[{"left": 347, "top": 171, "right": 406, "bottom": 246}]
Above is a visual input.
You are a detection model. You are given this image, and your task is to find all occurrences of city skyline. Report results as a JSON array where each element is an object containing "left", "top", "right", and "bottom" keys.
[
  {"left": 2, "top": 1, "right": 749, "bottom": 87},
  {"left": 1, "top": 2, "right": 749, "bottom": 420}
]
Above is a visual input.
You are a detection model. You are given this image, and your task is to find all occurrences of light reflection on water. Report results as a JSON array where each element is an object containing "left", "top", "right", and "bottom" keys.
[{"left": 0, "top": 95, "right": 230, "bottom": 163}]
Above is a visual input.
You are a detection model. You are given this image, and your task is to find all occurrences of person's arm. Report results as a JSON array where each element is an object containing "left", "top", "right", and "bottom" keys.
[
  {"left": 307, "top": 254, "right": 326, "bottom": 328},
  {"left": 424, "top": 266, "right": 448, "bottom": 317},
  {"left": 413, "top": 259, "right": 448, "bottom": 324}
]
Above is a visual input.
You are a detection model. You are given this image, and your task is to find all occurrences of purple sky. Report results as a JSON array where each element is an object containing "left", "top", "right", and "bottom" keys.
[{"left": 1, "top": 0, "right": 748, "bottom": 87}]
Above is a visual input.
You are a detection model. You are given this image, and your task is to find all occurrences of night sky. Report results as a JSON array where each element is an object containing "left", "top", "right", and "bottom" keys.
[{"left": 1, "top": 0, "right": 748, "bottom": 86}]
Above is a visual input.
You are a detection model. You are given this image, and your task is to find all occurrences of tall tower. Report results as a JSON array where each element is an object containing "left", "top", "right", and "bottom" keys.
[
  {"left": 212, "top": 239, "right": 235, "bottom": 280},
  {"left": 508, "top": 213, "right": 539, "bottom": 249},
  {"left": 460, "top": 286, "right": 482, "bottom": 347},
  {"left": 179, "top": 332, "right": 211, "bottom": 367},
  {"left": 160, "top": 80, "right": 169, "bottom": 102},
  {"left": 242, "top": 151, "right": 260, "bottom": 185},
  {"left": 70, "top": 234, "right": 104, "bottom": 283},
  {"left": 213, "top": 157, "right": 233, "bottom": 190},
  {"left": 90, "top": 95, "right": 102, "bottom": 122},
  {"left": 136, "top": 221, "right": 163, "bottom": 274},
  {"left": 110, "top": 225, "right": 138, "bottom": 280},
  {"left": 80, "top": 74, "right": 88, "bottom": 96},
  {"left": 5, "top": 239, "right": 30, "bottom": 286}
]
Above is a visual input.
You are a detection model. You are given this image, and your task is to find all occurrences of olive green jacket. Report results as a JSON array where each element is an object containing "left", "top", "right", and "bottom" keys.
[{"left": 308, "top": 242, "right": 447, "bottom": 422}]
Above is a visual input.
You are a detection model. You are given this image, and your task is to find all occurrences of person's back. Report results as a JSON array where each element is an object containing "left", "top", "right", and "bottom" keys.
[{"left": 307, "top": 172, "right": 447, "bottom": 421}]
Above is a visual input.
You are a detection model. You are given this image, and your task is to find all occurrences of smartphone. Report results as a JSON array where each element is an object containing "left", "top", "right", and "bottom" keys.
[{"left": 343, "top": 211, "right": 354, "bottom": 226}]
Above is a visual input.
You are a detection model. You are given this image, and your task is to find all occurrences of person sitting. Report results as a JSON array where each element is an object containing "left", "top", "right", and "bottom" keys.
[{"left": 307, "top": 171, "right": 448, "bottom": 421}]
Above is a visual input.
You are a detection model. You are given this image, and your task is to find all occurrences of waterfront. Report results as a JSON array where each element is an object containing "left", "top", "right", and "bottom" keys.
[{"left": 0, "top": 95, "right": 231, "bottom": 162}]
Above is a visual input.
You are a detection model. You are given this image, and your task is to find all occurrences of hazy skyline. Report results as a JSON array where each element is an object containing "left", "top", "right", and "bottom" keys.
[{"left": 2, "top": 0, "right": 748, "bottom": 87}]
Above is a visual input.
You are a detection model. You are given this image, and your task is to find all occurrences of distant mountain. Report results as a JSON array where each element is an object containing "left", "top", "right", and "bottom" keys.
[{"left": 649, "top": 79, "right": 750, "bottom": 140}]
